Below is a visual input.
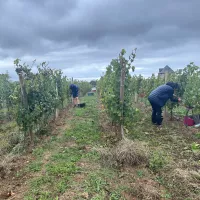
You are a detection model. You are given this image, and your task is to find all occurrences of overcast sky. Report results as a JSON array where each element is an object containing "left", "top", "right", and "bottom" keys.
[{"left": 0, "top": 0, "right": 200, "bottom": 80}]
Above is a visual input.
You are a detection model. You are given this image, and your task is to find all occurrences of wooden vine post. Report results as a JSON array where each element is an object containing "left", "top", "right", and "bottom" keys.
[
  {"left": 55, "top": 78, "right": 59, "bottom": 120},
  {"left": 71, "top": 77, "right": 74, "bottom": 104},
  {"left": 120, "top": 53, "right": 125, "bottom": 139},
  {"left": 134, "top": 92, "right": 138, "bottom": 103},
  {"left": 17, "top": 70, "right": 28, "bottom": 109}
]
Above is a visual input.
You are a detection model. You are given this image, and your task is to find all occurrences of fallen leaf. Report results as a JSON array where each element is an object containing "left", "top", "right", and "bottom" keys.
[{"left": 81, "top": 192, "right": 89, "bottom": 199}]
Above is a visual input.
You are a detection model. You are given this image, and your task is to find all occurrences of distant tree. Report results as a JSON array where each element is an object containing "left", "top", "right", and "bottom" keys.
[{"left": 90, "top": 80, "right": 97, "bottom": 87}]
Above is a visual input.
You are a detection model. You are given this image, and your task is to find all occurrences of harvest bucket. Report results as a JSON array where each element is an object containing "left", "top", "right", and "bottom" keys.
[
  {"left": 184, "top": 116, "right": 195, "bottom": 126},
  {"left": 88, "top": 92, "right": 94, "bottom": 96},
  {"left": 184, "top": 107, "right": 200, "bottom": 127},
  {"left": 77, "top": 103, "right": 86, "bottom": 108}
]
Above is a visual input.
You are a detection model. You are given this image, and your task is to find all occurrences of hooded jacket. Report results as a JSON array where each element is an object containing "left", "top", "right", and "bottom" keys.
[{"left": 148, "top": 84, "right": 178, "bottom": 107}]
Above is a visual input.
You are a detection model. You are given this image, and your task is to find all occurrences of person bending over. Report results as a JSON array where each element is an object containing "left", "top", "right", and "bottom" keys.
[
  {"left": 148, "top": 82, "right": 181, "bottom": 126},
  {"left": 69, "top": 84, "right": 80, "bottom": 107}
]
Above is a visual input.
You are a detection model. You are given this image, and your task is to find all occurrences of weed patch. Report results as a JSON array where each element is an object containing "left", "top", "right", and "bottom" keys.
[
  {"left": 27, "top": 161, "right": 42, "bottom": 172},
  {"left": 149, "top": 151, "right": 168, "bottom": 173}
]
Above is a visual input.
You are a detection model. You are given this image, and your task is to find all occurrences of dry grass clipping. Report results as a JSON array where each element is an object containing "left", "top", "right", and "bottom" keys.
[
  {"left": 166, "top": 168, "right": 200, "bottom": 199},
  {"left": 0, "top": 154, "right": 16, "bottom": 179},
  {"left": 134, "top": 183, "right": 161, "bottom": 200},
  {"left": 98, "top": 139, "right": 149, "bottom": 168}
]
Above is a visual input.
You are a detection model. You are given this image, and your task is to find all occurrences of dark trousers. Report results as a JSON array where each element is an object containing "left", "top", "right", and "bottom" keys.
[{"left": 150, "top": 102, "right": 163, "bottom": 125}]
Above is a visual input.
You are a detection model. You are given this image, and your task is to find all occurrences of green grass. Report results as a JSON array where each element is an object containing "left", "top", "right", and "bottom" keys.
[
  {"left": 27, "top": 161, "right": 43, "bottom": 172},
  {"left": 149, "top": 151, "right": 168, "bottom": 173},
  {"left": 85, "top": 173, "right": 108, "bottom": 193},
  {"left": 25, "top": 145, "right": 81, "bottom": 199},
  {"left": 30, "top": 175, "right": 54, "bottom": 188},
  {"left": 64, "top": 96, "right": 101, "bottom": 146},
  {"left": 32, "top": 147, "right": 45, "bottom": 158},
  {"left": 194, "top": 132, "right": 200, "bottom": 139},
  {"left": 24, "top": 95, "right": 106, "bottom": 200},
  {"left": 24, "top": 94, "right": 197, "bottom": 199},
  {"left": 64, "top": 121, "right": 101, "bottom": 145},
  {"left": 45, "top": 162, "right": 78, "bottom": 176},
  {"left": 82, "top": 149, "right": 100, "bottom": 161},
  {"left": 24, "top": 95, "right": 130, "bottom": 200},
  {"left": 50, "top": 147, "right": 83, "bottom": 162},
  {"left": 136, "top": 170, "right": 144, "bottom": 178},
  {"left": 83, "top": 169, "right": 124, "bottom": 200},
  {"left": 3, "top": 94, "right": 200, "bottom": 200}
]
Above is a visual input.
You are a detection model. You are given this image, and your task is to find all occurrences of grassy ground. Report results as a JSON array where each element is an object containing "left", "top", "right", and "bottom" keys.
[
  {"left": 0, "top": 95, "right": 200, "bottom": 199},
  {"left": 1, "top": 96, "right": 127, "bottom": 199},
  {"left": 127, "top": 102, "right": 200, "bottom": 199}
]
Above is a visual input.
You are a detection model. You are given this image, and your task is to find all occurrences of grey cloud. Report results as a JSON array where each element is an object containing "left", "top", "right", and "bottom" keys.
[{"left": 0, "top": 0, "right": 200, "bottom": 80}]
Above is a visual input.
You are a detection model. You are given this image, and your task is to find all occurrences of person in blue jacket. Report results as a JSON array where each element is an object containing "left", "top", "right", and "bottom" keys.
[
  {"left": 148, "top": 82, "right": 181, "bottom": 126},
  {"left": 69, "top": 84, "right": 80, "bottom": 107}
]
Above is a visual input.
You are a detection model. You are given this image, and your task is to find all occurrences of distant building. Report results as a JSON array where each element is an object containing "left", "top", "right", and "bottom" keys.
[
  {"left": 158, "top": 65, "right": 174, "bottom": 78},
  {"left": 91, "top": 87, "right": 96, "bottom": 92}
]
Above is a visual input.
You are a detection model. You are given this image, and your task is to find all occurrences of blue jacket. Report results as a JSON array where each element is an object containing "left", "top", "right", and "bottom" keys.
[
  {"left": 148, "top": 84, "right": 178, "bottom": 107},
  {"left": 70, "top": 84, "right": 79, "bottom": 93}
]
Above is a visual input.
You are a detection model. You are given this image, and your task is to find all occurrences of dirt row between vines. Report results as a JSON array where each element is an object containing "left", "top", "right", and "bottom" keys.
[{"left": 1, "top": 96, "right": 200, "bottom": 200}]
